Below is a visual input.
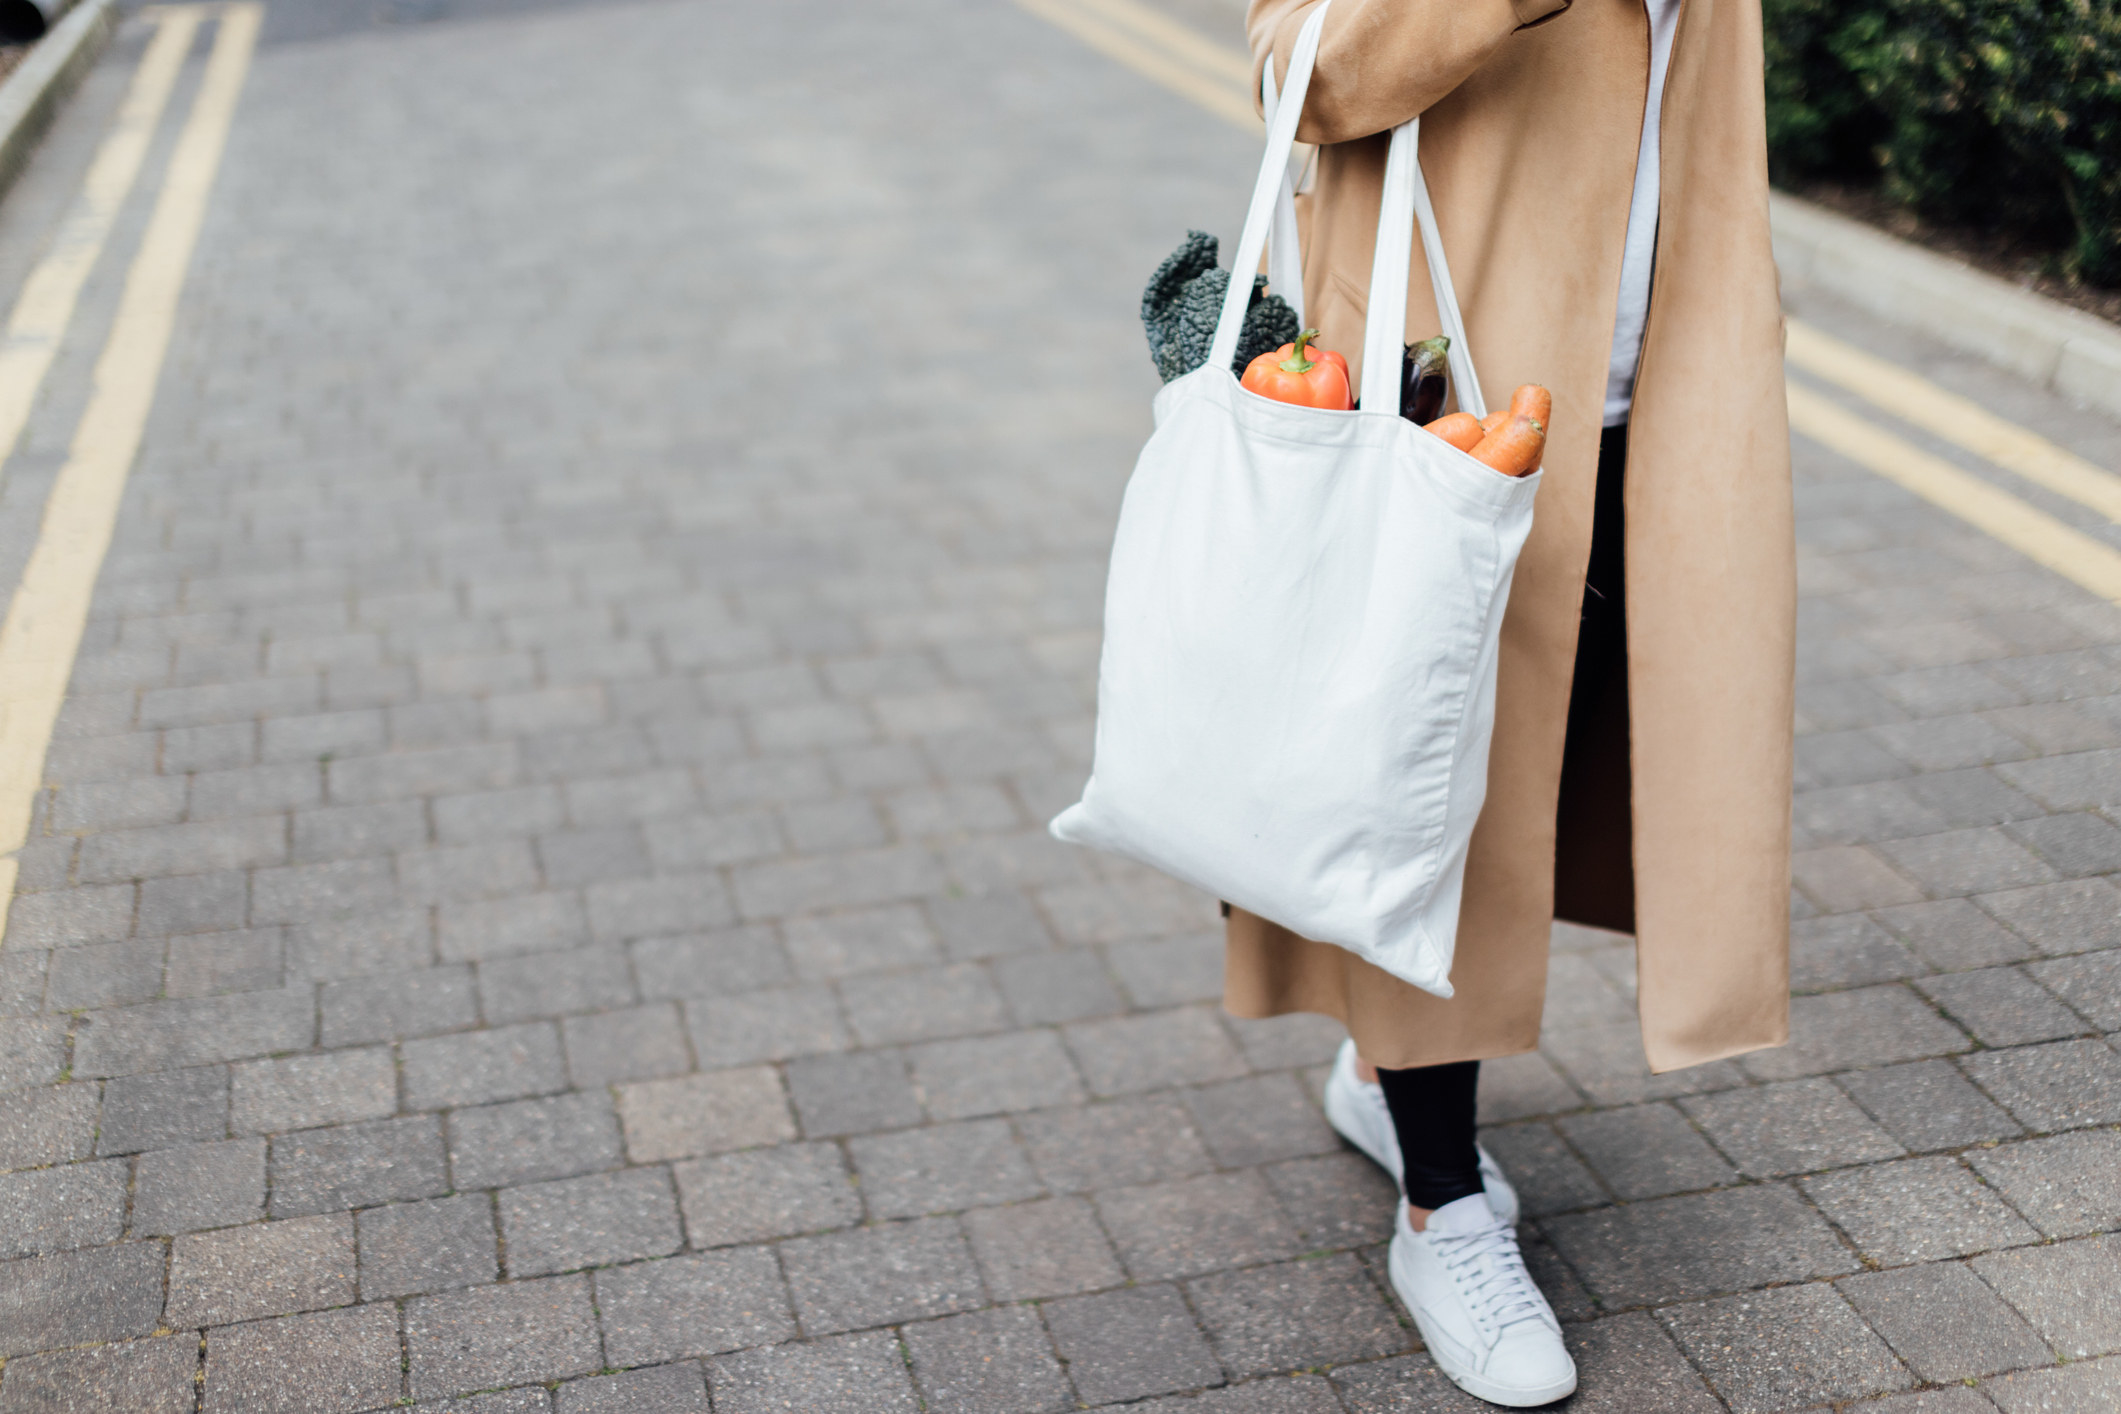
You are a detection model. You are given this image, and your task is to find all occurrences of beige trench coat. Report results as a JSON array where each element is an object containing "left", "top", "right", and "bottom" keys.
[{"left": 1223, "top": 0, "right": 1794, "bottom": 1073}]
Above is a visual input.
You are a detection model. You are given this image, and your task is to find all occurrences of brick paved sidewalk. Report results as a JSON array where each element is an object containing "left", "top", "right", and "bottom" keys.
[{"left": 1, "top": 0, "right": 2118, "bottom": 1410}]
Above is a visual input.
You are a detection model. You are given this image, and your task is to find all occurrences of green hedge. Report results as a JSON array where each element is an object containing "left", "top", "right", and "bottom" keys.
[{"left": 1764, "top": 0, "right": 2121, "bottom": 287}]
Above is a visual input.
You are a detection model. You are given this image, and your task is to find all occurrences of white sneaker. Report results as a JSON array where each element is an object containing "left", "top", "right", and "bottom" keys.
[
  {"left": 1322, "top": 1039, "right": 1519, "bottom": 1226},
  {"left": 1388, "top": 1193, "right": 1577, "bottom": 1407}
]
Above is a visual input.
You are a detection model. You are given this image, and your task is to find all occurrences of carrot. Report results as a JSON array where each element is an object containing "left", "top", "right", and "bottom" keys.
[
  {"left": 1469, "top": 383, "right": 1551, "bottom": 476},
  {"left": 1479, "top": 411, "right": 1506, "bottom": 434},
  {"left": 1422, "top": 412, "right": 1484, "bottom": 452}
]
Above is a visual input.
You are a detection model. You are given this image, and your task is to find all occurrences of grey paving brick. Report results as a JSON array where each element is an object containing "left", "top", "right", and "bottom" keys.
[
  {"left": 164, "top": 928, "right": 286, "bottom": 999},
  {"left": 781, "top": 904, "right": 939, "bottom": 980},
  {"left": 907, "top": 1029, "right": 1084, "bottom": 1120},
  {"left": 1331, "top": 1353, "right": 1493, "bottom": 1411},
  {"left": 673, "top": 1141, "right": 857, "bottom": 1247},
  {"left": 270, "top": 1115, "right": 448, "bottom": 1216},
  {"left": 1188, "top": 1251, "right": 1405, "bottom": 1378},
  {"left": 433, "top": 786, "right": 567, "bottom": 845},
  {"left": 133, "top": 1138, "right": 264, "bottom": 1236},
  {"left": 1106, "top": 932, "right": 1225, "bottom": 1009},
  {"left": 1658, "top": 1282, "right": 1912, "bottom": 1414},
  {"left": 499, "top": 1167, "right": 681, "bottom": 1276},
  {"left": 1130, "top": 1374, "right": 1350, "bottom": 1413},
  {"left": 98, "top": 1065, "right": 226, "bottom": 1156},
  {"left": 327, "top": 743, "right": 517, "bottom": 807},
  {"left": 902, "top": 1305, "right": 1070, "bottom": 1414},
  {"left": 0, "top": 1335, "right": 198, "bottom": 1413},
  {"left": 357, "top": 1194, "right": 498, "bottom": 1298},
  {"left": 926, "top": 891, "right": 1052, "bottom": 959},
  {"left": 0, "top": 1158, "right": 126, "bottom": 1258},
  {"left": 322, "top": 965, "right": 477, "bottom": 1045},
  {"left": 6, "top": 885, "right": 136, "bottom": 953},
  {"left": 0, "top": 1242, "right": 166, "bottom": 1358},
  {"left": 1226, "top": 1012, "right": 1349, "bottom": 1072},
  {"left": 202, "top": 1302, "right": 403, "bottom": 1414},
  {"left": 1964, "top": 1038, "right": 2121, "bottom": 1130},
  {"left": 784, "top": 1048, "right": 922, "bottom": 1137},
  {"left": 1804, "top": 1153, "right": 2040, "bottom": 1263},
  {"left": 586, "top": 874, "right": 734, "bottom": 943},
  {"left": 2008, "top": 811, "right": 2121, "bottom": 877},
  {"left": 1839, "top": 1260, "right": 2055, "bottom": 1381},
  {"left": 593, "top": 1248, "right": 795, "bottom": 1364},
  {"left": 556, "top": 1364, "right": 708, "bottom": 1414},
  {"left": 1875, "top": 898, "right": 2039, "bottom": 970},
  {"left": 1544, "top": 1182, "right": 1861, "bottom": 1305},
  {"left": 437, "top": 892, "right": 589, "bottom": 962},
  {"left": 642, "top": 811, "right": 782, "bottom": 872},
  {"left": 1476, "top": 1121, "right": 1608, "bottom": 1215},
  {"left": 1998, "top": 748, "right": 2121, "bottom": 811},
  {"left": 1097, "top": 1170, "right": 1301, "bottom": 1282},
  {"left": 477, "top": 945, "right": 633, "bottom": 1025},
  {"left": 1065, "top": 1006, "right": 1247, "bottom": 1097},
  {"left": 76, "top": 817, "right": 287, "bottom": 886},
  {"left": 0, "top": 1084, "right": 99, "bottom": 1171},
  {"left": 992, "top": 947, "right": 1124, "bottom": 1024},
  {"left": 1262, "top": 1152, "right": 1399, "bottom": 1250},
  {"left": 159, "top": 721, "right": 263, "bottom": 772},
  {"left": 287, "top": 907, "right": 433, "bottom": 983},
  {"left": 1540, "top": 1020, "right": 1746, "bottom": 1105},
  {"left": 684, "top": 984, "right": 846, "bottom": 1066},
  {"left": 1974, "top": 1234, "right": 2121, "bottom": 1359},
  {"left": 0, "top": 950, "right": 44, "bottom": 1018},
  {"left": 1789, "top": 913, "right": 1925, "bottom": 991},
  {"left": 397, "top": 841, "right": 541, "bottom": 906},
  {"left": 1978, "top": 877, "right": 2121, "bottom": 955},
  {"left": 1474, "top": 1047, "right": 1587, "bottom": 1121},
  {"left": 1839, "top": 1057, "right": 2025, "bottom": 1149},
  {"left": 166, "top": 1212, "right": 356, "bottom": 1327},
  {"left": 1559, "top": 1311, "right": 1723, "bottom": 1413},
  {"left": 779, "top": 1214, "right": 983, "bottom": 1333},
  {"left": 631, "top": 926, "right": 790, "bottom": 1000},
  {"left": 705, "top": 1331, "right": 918, "bottom": 1414},
  {"left": 1044, "top": 1283, "right": 1220, "bottom": 1406},
  {"left": 230, "top": 1046, "right": 396, "bottom": 1134},
  {"left": 137, "top": 872, "right": 250, "bottom": 937},
  {"left": 448, "top": 1091, "right": 624, "bottom": 1190},
  {"left": 1969, "top": 1129, "right": 2121, "bottom": 1238},
  {"left": 1019, "top": 1094, "right": 1214, "bottom": 1193},
  {"left": 1986, "top": 1355, "right": 2121, "bottom": 1412},
  {"left": 617, "top": 1066, "right": 793, "bottom": 1161},
  {"left": 1741, "top": 984, "right": 1971, "bottom": 1080},
  {"left": 850, "top": 1117, "right": 1043, "bottom": 1219},
  {"left": 560, "top": 1003, "right": 690, "bottom": 1087},
  {"left": 0, "top": 1016, "right": 66, "bottom": 1093},
  {"left": 2029, "top": 951, "right": 2121, "bottom": 1031},
  {"left": 72, "top": 990, "right": 314, "bottom": 1078},
  {"left": 1173, "top": 1072, "right": 1335, "bottom": 1170},
  {"left": 404, "top": 1274, "right": 602, "bottom": 1400},
  {"left": 1792, "top": 844, "right": 1926, "bottom": 911},
  {"left": 1920, "top": 967, "right": 2091, "bottom": 1047},
  {"left": 1681, "top": 1076, "right": 1904, "bottom": 1176},
  {"left": 963, "top": 1194, "right": 1125, "bottom": 1301},
  {"left": 838, "top": 962, "right": 1006, "bottom": 1046},
  {"left": 1556, "top": 1102, "right": 1738, "bottom": 1199},
  {"left": 537, "top": 826, "right": 651, "bottom": 890},
  {"left": 402, "top": 1023, "right": 566, "bottom": 1110}
]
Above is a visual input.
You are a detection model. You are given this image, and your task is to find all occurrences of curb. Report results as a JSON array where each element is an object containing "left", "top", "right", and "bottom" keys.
[
  {"left": 0, "top": 0, "right": 113, "bottom": 209},
  {"left": 1772, "top": 192, "right": 2121, "bottom": 422}
]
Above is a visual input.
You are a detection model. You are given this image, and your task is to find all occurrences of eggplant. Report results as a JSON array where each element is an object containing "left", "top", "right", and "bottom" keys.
[{"left": 1402, "top": 335, "right": 1450, "bottom": 425}]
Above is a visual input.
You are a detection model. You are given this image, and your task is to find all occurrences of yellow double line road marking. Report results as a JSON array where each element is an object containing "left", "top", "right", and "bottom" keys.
[
  {"left": 1012, "top": 0, "right": 2121, "bottom": 603},
  {"left": 0, "top": 3, "right": 262, "bottom": 927}
]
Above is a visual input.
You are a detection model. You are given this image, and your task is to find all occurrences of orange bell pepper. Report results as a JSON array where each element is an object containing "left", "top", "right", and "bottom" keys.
[{"left": 1241, "top": 329, "right": 1352, "bottom": 410}]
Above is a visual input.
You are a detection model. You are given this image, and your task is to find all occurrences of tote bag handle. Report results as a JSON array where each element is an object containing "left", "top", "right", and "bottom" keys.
[{"left": 1225, "top": 3, "right": 1488, "bottom": 420}]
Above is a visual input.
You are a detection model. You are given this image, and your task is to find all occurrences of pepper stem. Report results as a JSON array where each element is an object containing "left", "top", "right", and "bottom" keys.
[{"left": 1279, "top": 329, "right": 1320, "bottom": 375}]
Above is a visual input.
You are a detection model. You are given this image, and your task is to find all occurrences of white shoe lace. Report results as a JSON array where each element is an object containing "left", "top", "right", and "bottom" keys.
[{"left": 1431, "top": 1221, "right": 1548, "bottom": 1337}]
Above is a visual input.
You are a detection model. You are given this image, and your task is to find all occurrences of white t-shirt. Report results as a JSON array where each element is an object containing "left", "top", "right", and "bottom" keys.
[{"left": 1603, "top": 0, "right": 1682, "bottom": 427}]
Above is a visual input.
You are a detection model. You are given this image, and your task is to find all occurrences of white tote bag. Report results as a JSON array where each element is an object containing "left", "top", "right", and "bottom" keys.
[{"left": 1050, "top": 0, "right": 1541, "bottom": 1000}]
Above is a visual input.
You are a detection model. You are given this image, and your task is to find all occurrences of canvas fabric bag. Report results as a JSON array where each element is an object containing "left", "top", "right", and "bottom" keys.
[{"left": 1049, "top": 0, "right": 1542, "bottom": 999}]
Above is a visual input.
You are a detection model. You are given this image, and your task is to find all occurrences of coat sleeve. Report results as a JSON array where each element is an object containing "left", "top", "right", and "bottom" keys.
[{"left": 1249, "top": 0, "right": 1572, "bottom": 145}]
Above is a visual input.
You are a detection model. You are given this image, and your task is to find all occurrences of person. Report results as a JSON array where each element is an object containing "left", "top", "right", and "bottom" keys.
[{"left": 1227, "top": 0, "right": 1794, "bottom": 1405}]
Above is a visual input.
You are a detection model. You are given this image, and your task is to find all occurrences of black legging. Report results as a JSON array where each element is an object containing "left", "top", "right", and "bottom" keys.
[{"left": 1379, "top": 422, "right": 1630, "bottom": 1212}]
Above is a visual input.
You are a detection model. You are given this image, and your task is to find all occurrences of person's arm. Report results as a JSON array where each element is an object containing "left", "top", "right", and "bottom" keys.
[{"left": 1250, "top": 0, "right": 1571, "bottom": 145}]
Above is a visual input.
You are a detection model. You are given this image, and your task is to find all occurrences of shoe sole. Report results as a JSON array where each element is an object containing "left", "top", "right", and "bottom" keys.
[{"left": 1391, "top": 1244, "right": 1578, "bottom": 1409}]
